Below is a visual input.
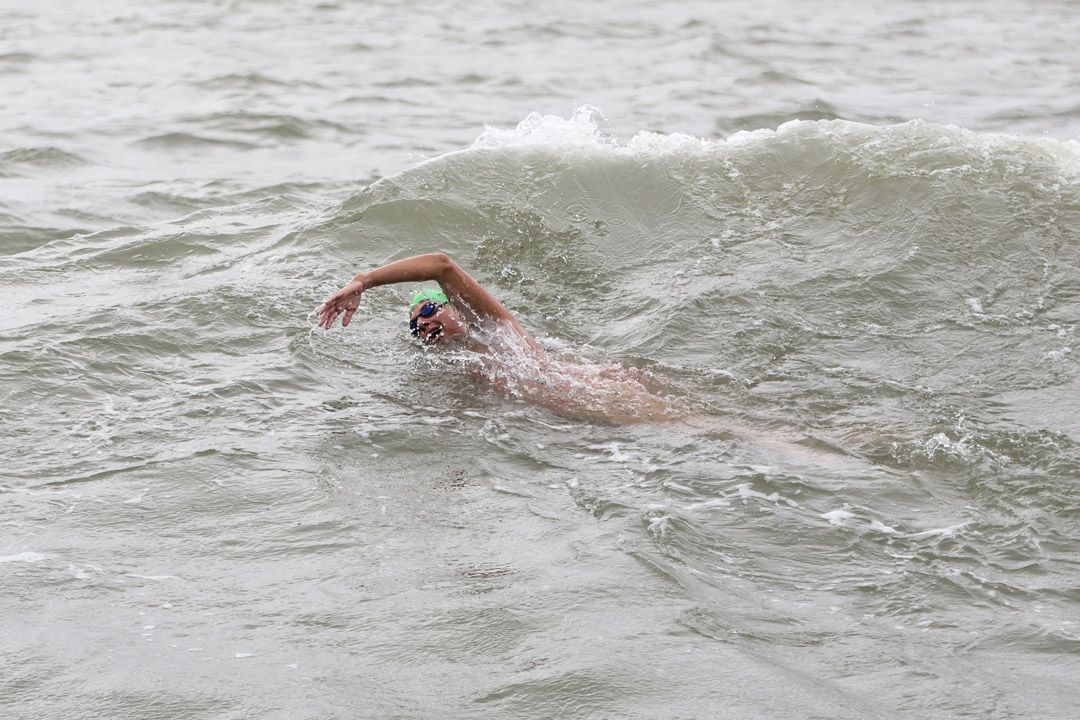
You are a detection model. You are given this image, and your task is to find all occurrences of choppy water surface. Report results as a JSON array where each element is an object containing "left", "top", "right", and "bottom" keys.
[{"left": 3, "top": 1, "right": 1080, "bottom": 718}]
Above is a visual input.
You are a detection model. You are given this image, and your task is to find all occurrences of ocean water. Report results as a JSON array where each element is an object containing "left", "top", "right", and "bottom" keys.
[{"left": 3, "top": 1, "right": 1080, "bottom": 718}]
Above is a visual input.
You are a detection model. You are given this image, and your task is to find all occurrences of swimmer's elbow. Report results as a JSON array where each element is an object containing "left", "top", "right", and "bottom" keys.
[
  {"left": 426, "top": 251, "right": 455, "bottom": 276},
  {"left": 432, "top": 252, "right": 473, "bottom": 285}
]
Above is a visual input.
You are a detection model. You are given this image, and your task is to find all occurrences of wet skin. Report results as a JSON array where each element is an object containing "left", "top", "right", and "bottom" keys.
[{"left": 409, "top": 303, "right": 469, "bottom": 345}]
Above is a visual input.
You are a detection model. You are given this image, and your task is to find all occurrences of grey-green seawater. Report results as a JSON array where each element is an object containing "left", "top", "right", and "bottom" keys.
[{"left": 3, "top": 1, "right": 1080, "bottom": 719}]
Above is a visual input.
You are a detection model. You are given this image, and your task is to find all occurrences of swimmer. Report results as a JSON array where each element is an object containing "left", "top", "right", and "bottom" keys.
[
  {"left": 316, "top": 251, "right": 688, "bottom": 422},
  {"left": 315, "top": 252, "right": 874, "bottom": 468}
]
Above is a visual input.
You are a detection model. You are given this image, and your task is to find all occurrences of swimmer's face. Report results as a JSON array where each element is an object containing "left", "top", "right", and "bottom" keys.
[{"left": 409, "top": 302, "right": 467, "bottom": 345}]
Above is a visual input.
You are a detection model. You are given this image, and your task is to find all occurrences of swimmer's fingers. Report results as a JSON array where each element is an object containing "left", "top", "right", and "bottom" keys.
[
  {"left": 316, "top": 290, "right": 348, "bottom": 317},
  {"left": 315, "top": 299, "right": 346, "bottom": 329},
  {"left": 316, "top": 280, "right": 364, "bottom": 329},
  {"left": 335, "top": 292, "right": 361, "bottom": 328},
  {"left": 322, "top": 303, "right": 354, "bottom": 329},
  {"left": 318, "top": 307, "right": 340, "bottom": 329}
]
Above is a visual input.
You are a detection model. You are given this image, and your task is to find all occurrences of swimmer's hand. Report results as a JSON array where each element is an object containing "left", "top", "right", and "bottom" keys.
[{"left": 316, "top": 279, "right": 365, "bottom": 329}]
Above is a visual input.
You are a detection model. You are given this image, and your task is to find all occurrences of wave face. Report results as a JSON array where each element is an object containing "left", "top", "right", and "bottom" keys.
[
  {"left": 5, "top": 101, "right": 1080, "bottom": 720},
  {"left": 331, "top": 110, "right": 1080, "bottom": 428}
]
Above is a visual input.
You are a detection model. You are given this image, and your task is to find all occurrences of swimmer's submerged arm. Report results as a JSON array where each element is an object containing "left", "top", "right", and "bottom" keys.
[{"left": 317, "top": 252, "right": 532, "bottom": 341}]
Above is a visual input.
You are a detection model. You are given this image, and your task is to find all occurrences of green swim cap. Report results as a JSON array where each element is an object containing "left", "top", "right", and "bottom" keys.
[{"left": 409, "top": 287, "right": 449, "bottom": 310}]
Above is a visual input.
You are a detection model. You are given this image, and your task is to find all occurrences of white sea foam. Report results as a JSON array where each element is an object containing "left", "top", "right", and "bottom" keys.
[
  {"left": 867, "top": 520, "right": 899, "bottom": 535},
  {"left": 589, "top": 441, "right": 637, "bottom": 463},
  {"left": 473, "top": 106, "right": 614, "bottom": 149},
  {"left": 1042, "top": 347, "right": 1072, "bottom": 362},
  {"left": 822, "top": 509, "right": 856, "bottom": 526},
  {"left": 646, "top": 514, "right": 671, "bottom": 537},
  {"left": 735, "top": 483, "right": 799, "bottom": 508},
  {"left": 0, "top": 552, "right": 50, "bottom": 563},
  {"left": 907, "top": 523, "right": 968, "bottom": 539},
  {"left": 463, "top": 106, "right": 1080, "bottom": 177},
  {"left": 821, "top": 511, "right": 966, "bottom": 540}
]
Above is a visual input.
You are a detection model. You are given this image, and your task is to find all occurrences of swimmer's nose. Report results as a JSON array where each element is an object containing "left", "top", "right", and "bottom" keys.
[{"left": 415, "top": 317, "right": 440, "bottom": 336}]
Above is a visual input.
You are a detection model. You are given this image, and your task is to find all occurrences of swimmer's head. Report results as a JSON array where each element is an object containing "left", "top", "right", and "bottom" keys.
[
  {"left": 408, "top": 287, "right": 466, "bottom": 344},
  {"left": 409, "top": 287, "right": 449, "bottom": 310}
]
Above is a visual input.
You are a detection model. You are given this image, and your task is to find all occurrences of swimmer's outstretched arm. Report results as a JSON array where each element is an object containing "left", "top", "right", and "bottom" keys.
[{"left": 316, "top": 252, "right": 531, "bottom": 339}]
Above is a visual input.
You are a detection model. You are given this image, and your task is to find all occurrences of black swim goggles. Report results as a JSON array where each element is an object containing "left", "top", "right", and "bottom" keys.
[{"left": 409, "top": 301, "right": 444, "bottom": 335}]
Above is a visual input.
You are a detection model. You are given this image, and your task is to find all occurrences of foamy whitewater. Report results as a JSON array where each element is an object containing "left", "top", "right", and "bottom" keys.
[{"left": 3, "top": 1, "right": 1080, "bottom": 718}]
